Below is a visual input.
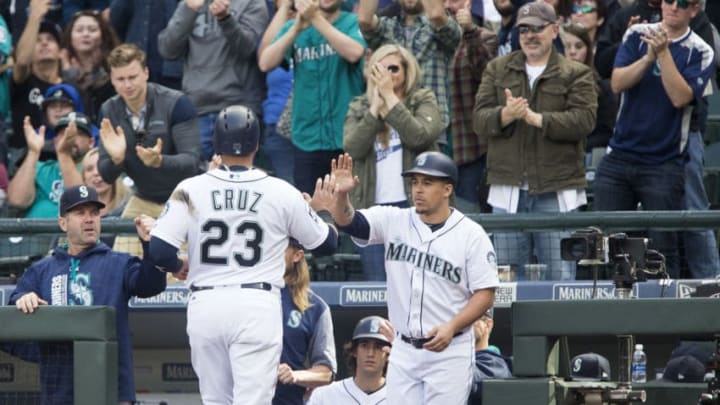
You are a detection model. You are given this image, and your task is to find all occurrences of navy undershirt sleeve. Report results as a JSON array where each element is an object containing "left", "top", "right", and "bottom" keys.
[
  {"left": 310, "top": 226, "right": 339, "bottom": 257},
  {"left": 336, "top": 211, "right": 370, "bottom": 240},
  {"left": 148, "top": 236, "right": 182, "bottom": 272}
]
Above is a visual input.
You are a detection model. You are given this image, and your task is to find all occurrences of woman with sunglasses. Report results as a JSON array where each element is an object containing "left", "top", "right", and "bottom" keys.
[
  {"left": 343, "top": 44, "right": 441, "bottom": 281},
  {"left": 570, "top": 0, "right": 607, "bottom": 46},
  {"left": 60, "top": 10, "right": 121, "bottom": 124}
]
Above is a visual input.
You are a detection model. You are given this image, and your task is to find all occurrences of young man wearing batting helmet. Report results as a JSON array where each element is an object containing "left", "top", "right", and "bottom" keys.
[
  {"left": 307, "top": 315, "right": 391, "bottom": 404},
  {"left": 319, "top": 151, "right": 498, "bottom": 404}
]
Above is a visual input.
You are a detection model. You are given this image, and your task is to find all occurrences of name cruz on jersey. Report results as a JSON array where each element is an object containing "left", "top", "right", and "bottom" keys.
[
  {"left": 210, "top": 188, "right": 263, "bottom": 212},
  {"left": 386, "top": 240, "right": 462, "bottom": 284}
]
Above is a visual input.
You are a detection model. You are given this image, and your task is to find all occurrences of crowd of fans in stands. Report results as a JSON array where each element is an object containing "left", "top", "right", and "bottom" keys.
[{"left": 0, "top": 0, "right": 718, "bottom": 280}]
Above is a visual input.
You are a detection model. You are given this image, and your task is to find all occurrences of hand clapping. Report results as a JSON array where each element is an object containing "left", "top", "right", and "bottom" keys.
[{"left": 641, "top": 26, "right": 669, "bottom": 60}]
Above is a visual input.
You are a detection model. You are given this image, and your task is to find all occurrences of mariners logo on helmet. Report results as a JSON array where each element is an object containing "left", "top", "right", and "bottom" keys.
[
  {"left": 353, "top": 316, "right": 391, "bottom": 345},
  {"left": 213, "top": 105, "right": 260, "bottom": 157},
  {"left": 401, "top": 151, "right": 459, "bottom": 185}
]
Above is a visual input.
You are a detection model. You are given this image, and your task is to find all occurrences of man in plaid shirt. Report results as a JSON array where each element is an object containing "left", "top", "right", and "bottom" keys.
[
  {"left": 447, "top": 0, "right": 497, "bottom": 210},
  {"left": 358, "top": 0, "right": 461, "bottom": 146}
]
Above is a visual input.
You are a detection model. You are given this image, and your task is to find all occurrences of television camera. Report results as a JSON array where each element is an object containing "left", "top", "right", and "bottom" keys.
[
  {"left": 560, "top": 228, "right": 667, "bottom": 404},
  {"left": 560, "top": 227, "right": 666, "bottom": 298}
]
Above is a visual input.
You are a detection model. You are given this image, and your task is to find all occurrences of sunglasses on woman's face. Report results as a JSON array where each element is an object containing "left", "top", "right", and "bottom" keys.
[
  {"left": 663, "top": 0, "right": 696, "bottom": 9},
  {"left": 386, "top": 65, "right": 401, "bottom": 74},
  {"left": 572, "top": 5, "right": 596, "bottom": 14}
]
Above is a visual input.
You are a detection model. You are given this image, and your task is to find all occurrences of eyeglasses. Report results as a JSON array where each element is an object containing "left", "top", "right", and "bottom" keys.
[
  {"left": 386, "top": 64, "right": 401, "bottom": 73},
  {"left": 572, "top": 5, "right": 597, "bottom": 14},
  {"left": 662, "top": 0, "right": 697, "bottom": 9},
  {"left": 517, "top": 24, "right": 550, "bottom": 35}
]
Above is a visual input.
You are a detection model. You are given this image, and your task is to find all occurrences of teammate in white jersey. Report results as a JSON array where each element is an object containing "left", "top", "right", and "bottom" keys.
[
  {"left": 307, "top": 316, "right": 390, "bottom": 405},
  {"left": 148, "top": 105, "right": 338, "bottom": 405},
  {"left": 322, "top": 152, "right": 498, "bottom": 404}
]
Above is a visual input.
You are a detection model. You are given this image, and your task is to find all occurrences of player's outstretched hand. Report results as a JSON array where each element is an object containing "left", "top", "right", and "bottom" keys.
[
  {"left": 134, "top": 214, "right": 156, "bottom": 242},
  {"left": 277, "top": 363, "right": 297, "bottom": 385},
  {"left": 331, "top": 153, "right": 359, "bottom": 194},
  {"left": 15, "top": 292, "right": 48, "bottom": 314},
  {"left": 305, "top": 174, "right": 335, "bottom": 212},
  {"left": 422, "top": 322, "right": 455, "bottom": 352}
]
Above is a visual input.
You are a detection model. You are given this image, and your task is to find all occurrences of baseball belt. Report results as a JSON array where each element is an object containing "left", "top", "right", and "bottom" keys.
[
  {"left": 400, "top": 332, "right": 462, "bottom": 349},
  {"left": 189, "top": 282, "right": 273, "bottom": 292}
]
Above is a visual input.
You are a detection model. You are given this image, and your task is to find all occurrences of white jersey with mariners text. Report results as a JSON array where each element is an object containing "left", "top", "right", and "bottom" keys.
[
  {"left": 152, "top": 167, "right": 329, "bottom": 288},
  {"left": 307, "top": 377, "right": 386, "bottom": 405},
  {"left": 354, "top": 207, "right": 498, "bottom": 339}
]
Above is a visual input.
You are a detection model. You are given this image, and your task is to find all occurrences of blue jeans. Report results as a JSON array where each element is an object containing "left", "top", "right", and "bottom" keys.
[
  {"left": 199, "top": 112, "right": 219, "bottom": 162},
  {"left": 683, "top": 131, "right": 720, "bottom": 278},
  {"left": 593, "top": 152, "right": 684, "bottom": 278},
  {"left": 293, "top": 148, "right": 343, "bottom": 195},
  {"left": 492, "top": 190, "right": 576, "bottom": 281},
  {"left": 261, "top": 124, "right": 294, "bottom": 184},
  {"left": 456, "top": 157, "right": 487, "bottom": 211}
]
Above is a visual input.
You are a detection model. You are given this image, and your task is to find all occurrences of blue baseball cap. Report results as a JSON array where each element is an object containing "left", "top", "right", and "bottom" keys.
[{"left": 59, "top": 185, "right": 105, "bottom": 216}]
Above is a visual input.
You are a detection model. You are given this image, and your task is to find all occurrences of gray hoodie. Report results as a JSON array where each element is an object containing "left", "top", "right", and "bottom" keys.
[{"left": 158, "top": 0, "right": 268, "bottom": 115}]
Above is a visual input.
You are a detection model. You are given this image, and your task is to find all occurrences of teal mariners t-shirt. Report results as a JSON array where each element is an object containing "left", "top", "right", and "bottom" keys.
[
  {"left": 26, "top": 160, "right": 64, "bottom": 218},
  {"left": 275, "top": 11, "right": 366, "bottom": 152}
]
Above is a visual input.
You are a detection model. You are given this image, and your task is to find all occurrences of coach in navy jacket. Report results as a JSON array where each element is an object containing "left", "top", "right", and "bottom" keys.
[{"left": 8, "top": 185, "right": 170, "bottom": 404}]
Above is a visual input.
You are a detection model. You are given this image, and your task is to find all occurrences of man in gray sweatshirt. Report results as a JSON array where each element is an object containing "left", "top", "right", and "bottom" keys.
[{"left": 158, "top": 0, "right": 269, "bottom": 161}]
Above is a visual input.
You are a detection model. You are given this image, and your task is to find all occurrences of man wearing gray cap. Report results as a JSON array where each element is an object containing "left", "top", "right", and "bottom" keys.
[{"left": 473, "top": 0, "right": 597, "bottom": 281}]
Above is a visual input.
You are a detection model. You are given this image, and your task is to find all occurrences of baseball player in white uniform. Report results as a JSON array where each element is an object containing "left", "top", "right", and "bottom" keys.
[
  {"left": 322, "top": 152, "right": 498, "bottom": 404},
  {"left": 307, "top": 316, "right": 390, "bottom": 405},
  {"left": 148, "top": 105, "right": 338, "bottom": 405}
]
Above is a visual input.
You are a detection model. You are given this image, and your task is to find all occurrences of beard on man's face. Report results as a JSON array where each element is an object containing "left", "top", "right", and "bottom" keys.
[
  {"left": 494, "top": 1, "right": 515, "bottom": 17},
  {"left": 400, "top": 0, "right": 424, "bottom": 15}
]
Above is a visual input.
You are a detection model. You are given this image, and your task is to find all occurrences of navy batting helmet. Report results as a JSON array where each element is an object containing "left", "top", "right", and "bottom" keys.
[
  {"left": 213, "top": 105, "right": 260, "bottom": 156},
  {"left": 401, "top": 151, "right": 458, "bottom": 184},
  {"left": 352, "top": 316, "right": 391, "bottom": 345}
]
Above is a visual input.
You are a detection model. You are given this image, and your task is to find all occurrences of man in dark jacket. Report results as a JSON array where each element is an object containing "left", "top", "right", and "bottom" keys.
[
  {"left": 473, "top": 1, "right": 597, "bottom": 281},
  {"left": 9, "top": 185, "right": 180, "bottom": 405},
  {"left": 98, "top": 43, "right": 200, "bottom": 255},
  {"left": 494, "top": 0, "right": 531, "bottom": 57}
]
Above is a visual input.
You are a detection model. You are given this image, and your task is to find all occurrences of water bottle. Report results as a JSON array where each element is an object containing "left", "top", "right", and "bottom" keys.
[{"left": 631, "top": 344, "right": 647, "bottom": 383}]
